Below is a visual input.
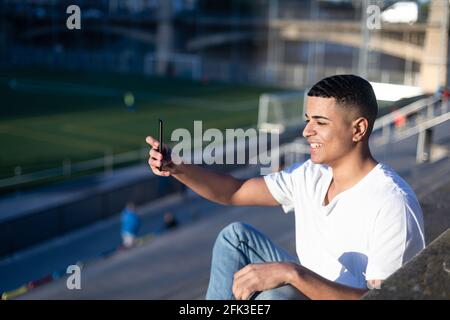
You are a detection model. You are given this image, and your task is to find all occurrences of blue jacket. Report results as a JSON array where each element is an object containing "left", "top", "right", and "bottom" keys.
[{"left": 121, "top": 208, "right": 140, "bottom": 235}]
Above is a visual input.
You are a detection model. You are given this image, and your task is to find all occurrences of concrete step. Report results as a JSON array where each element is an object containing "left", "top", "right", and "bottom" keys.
[{"left": 18, "top": 205, "right": 295, "bottom": 299}]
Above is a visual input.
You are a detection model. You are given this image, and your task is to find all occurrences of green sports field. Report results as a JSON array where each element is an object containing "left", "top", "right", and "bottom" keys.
[
  {"left": 0, "top": 67, "right": 400, "bottom": 193},
  {"left": 0, "top": 68, "right": 282, "bottom": 188}
]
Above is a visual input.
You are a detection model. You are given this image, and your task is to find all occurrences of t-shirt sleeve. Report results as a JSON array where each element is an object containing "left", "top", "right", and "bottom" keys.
[
  {"left": 263, "top": 163, "right": 300, "bottom": 213},
  {"left": 365, "top": 195, "right": 425, "bottom": 281}
]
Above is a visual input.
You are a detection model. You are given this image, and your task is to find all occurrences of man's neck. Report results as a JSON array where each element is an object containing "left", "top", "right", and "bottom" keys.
[{"left": 329, "top": 149, "right": 378, "bottom": 192}]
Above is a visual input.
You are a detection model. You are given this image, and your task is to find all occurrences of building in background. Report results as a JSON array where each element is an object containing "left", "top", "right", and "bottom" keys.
[{"left": 0, "top": 0, "right": 448, "bottom": 92}]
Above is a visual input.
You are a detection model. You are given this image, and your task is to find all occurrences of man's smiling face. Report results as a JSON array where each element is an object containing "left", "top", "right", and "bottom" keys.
[{"left": 303, "top": 96, "right": 357, "bottom": 166}]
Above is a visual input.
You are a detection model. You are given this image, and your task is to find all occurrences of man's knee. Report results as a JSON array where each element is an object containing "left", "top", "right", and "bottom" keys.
[
  {"left": 218, "top": 222, "right": 253, "bottom": 241},
  {"left": 213, "top": 222, "right": 253, "bottom": 249}
]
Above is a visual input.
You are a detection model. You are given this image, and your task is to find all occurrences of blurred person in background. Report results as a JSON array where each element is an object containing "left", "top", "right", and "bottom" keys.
[
  {"left": 120, "top": 202, "right": 141, "bottom": 248},
  {"left": 163, "top": 211, "right": 179, "bottom": 230}
]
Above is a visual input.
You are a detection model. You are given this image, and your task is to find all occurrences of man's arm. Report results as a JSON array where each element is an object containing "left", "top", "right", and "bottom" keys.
[
  {"left": 146, "top": 136, "right": 279, "bottom": 206},
  {"left": 288, "top": 264, "right": 369, "bottom": 300},
  {"left": 233, "top": 262, "right": 371, "bottom": 300}
]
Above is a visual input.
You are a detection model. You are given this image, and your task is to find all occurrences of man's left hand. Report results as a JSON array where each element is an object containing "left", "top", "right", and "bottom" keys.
[{"left": 232, "top": 262, "right": 297, "bottom": 300}]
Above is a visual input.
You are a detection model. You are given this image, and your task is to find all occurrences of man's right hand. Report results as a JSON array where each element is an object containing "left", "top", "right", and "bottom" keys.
[
  {"left": 145, "top": 136, "right": 279, "bottom": 207},
  {"left": 146, "top": 136, "right": 178, "bottom": 177}
]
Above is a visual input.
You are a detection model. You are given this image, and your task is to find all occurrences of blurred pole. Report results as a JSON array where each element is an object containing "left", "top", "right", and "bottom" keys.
[
  {"left": 266, "top": 0, "right": 279, "bottom": 83},
  {"left": 231, "top": 0, "right": 240, "bottom": 81},
  {"left": 109, "top": 0, "right": 119, "bottom": 13},
  {"left": 416, "top": 128, "right": 433, "bottom": 164},
  {"left": 195, "top": 1, "right": 202, "bottom": 79},
  {"left": 156, "top": 0, "right": 173, "bottom": 76},
  {"left": 420, "top": 0, "right": 449, "bottom": 91},
  {"left": 439, "top": 0, "right": 449, "bottom": 89},
  {"left": 306, "top": 0, "right": 319, "bottom": 86},
  {"left": 358, "top": 0, "right": 370, "bottom": 79},
  {"left": 351, "top": 0, "right": 359, "bottom": 75},
  {"left": 52, "top": 0, "right": 58, "bottom": 69}
]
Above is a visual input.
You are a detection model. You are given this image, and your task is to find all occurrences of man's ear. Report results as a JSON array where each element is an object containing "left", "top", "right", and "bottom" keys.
[{"left": 352, "top": 117, "right": 369, "bottom": 142}]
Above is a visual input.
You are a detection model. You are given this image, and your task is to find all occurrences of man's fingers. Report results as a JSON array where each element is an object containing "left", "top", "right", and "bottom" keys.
[
  {"left": 149, "top": 149, "right": 162, "bottom": 160},
  {"left": 232, "top": 282, "right": 242, "bottom": 300},
  {"left": 233, "top": 267, "right": 255, "bottom": 300},
  {"left": 153, "top": 159, "right": 162, "bottom": 168},
  {"left": 148, "top": 157, "right": 161, "bottom": 169},
  {"left": 145, "top": 136, "right": 160, "bottom": 149},
  {"left": 233, "top": 278, "right": 256, "bottom": 300},
  {"left": 147, "top": 158, "right": 170, "bottom": 176},
  {"left": 233, "top": 264, "right": 268, "bottom": 300},
  {"left": 145, "top": 136, "right": 155, "bottom": 145},
  {"left": 234, "top": 264, "right": 254, "bottom": 281},
  {"left": 146, "top": 135, "right": 175, "bottom": 176}
]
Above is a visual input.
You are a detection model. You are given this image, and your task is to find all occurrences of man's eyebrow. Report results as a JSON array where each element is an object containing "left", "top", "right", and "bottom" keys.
[{"left": 304, "top": 114, "right": 331, "bottom": 121}]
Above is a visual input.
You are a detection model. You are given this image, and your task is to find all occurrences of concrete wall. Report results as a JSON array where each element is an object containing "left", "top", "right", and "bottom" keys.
[{"left": 363, "top": 229, "right": 450, "bottom": 299}]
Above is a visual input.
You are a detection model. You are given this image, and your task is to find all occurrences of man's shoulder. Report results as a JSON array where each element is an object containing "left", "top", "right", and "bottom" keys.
[
  {"left": 370, "top": 163, "right": 422, "bottom": 214},
  {"left": 373, "top": 163, "right": 417, "bottom": 198},
  {"left": 284, "top": 159, "right": 329, "bottom": 177}
]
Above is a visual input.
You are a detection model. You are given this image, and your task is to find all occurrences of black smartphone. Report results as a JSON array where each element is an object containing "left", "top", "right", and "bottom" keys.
[{"left": 158, "top": 119, "right": 163, "bottom": 171}]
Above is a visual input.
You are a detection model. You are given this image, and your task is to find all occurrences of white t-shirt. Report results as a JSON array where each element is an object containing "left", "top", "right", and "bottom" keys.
[{"left": 264, "top": 160, "right": 425, "bottom": 289}]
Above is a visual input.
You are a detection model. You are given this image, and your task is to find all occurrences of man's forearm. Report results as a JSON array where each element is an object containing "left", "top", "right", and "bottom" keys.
[
  {"left": 287, "top": 264, "right": 368, "bottom": 300},
  {"left": 172, "top": 163, "right": 243, "bottom": 205}
]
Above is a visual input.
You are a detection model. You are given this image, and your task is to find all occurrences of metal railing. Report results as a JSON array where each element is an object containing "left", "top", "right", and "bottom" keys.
[
  {"left": 277, "top": 96, "right": 450, "bottom": 168},
  {"left": 0, "top": 128, "right": 277, "bottom": 189},
  {"left": 372, "top": 96, "right": 448, "bottom": 145},
  {"left": 0, "top": 148, "right": 148, "bottom": 189},
  {"left": 1, "top": 95, "right": 448, "bottom": 190}
]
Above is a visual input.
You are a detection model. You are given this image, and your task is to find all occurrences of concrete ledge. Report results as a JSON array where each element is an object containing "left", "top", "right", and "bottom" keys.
[{"left": 363, "top": 228, "right": 450, "bottom": 300}]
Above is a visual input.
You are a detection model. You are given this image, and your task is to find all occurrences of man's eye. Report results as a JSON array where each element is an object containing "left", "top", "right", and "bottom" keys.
[
  {"left": 304, "top": 120, "right": 310, "bottom": 124},
  {"left": 317, "top": 122, "right": 326, "bottom": 125}
]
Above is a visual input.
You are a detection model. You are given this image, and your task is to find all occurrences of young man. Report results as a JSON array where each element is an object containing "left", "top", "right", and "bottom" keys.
[{"left": 146, "top": 75, "right": 425, "bottom": 300}]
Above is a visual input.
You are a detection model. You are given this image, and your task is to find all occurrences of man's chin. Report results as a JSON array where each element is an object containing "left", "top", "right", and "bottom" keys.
[{"left": 310, "top": 156, "right": 325, "bottom": 164}]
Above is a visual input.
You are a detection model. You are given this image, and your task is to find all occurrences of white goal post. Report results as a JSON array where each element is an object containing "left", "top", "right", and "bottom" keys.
[{"left": 257, "top": 91, "right": 306, "bottom": 133}]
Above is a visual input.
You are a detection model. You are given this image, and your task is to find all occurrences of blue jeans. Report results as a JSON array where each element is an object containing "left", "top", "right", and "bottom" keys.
[{"left": 206, "top": 222, "right": 308, "bottom": 300}]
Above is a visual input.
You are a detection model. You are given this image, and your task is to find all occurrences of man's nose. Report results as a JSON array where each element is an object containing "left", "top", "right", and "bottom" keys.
[{"left": 302, "top": 122, "right": 314, "bottom": 138}]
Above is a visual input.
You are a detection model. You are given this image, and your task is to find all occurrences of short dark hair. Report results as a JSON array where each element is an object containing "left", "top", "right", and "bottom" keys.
[{"left": 307, "top": 74, "right": 378, "bottom": 135}]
